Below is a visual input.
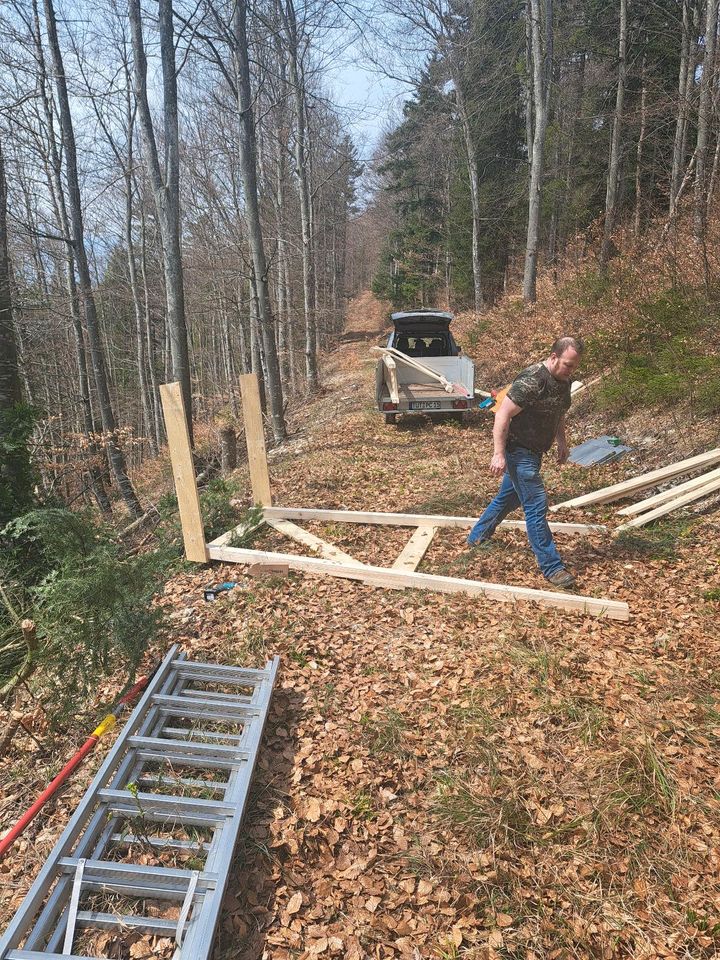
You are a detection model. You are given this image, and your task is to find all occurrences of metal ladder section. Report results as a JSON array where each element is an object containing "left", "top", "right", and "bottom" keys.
[{"left": 0, "top": 644, "right": 279, "bottom": 960}]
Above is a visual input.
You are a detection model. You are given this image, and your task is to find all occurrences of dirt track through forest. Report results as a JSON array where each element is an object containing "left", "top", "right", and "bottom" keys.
[{"left": 3, "top": 292, "right": 720, "bottom": 959}]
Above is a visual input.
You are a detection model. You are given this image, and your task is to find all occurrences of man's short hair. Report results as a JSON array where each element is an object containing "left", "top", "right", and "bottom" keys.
[{"left": 550, "top": 336, "right": 584, "bottom": 357}]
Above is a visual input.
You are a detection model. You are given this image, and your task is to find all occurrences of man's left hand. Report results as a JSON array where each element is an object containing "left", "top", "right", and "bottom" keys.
[{"left": 556, "top": 440, "right": 570, "bottom": 465}]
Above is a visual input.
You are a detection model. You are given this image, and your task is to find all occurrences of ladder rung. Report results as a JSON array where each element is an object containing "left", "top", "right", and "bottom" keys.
[
  {"left": 108, "top": 810, "right": 222, "bottom": 829},
  {"left": 128, "top": 736, "right": 249, "bottom": 758},
  {"left": 152, "top": 692, "right": 258, "bottom": 712},
  {"left": 173, "top": 661, "right": 269, "bottom": 682},
  {"left": 98, "top": 788, "right": 235, "bottom": 818},
  {"left": 153, "top": 702, "right": 256, "bottom": 723},
  {"left": 136, "top": 773, "right": 226, "bottom": 793},
  {"left": 136, "top": 749, "right": 240, "bottom": 770},
  {"left": 161, "top": 726, "right": 243, "bottom": 743},
  {"left": 110, "top": 833, "right": 205, "bottom": 853},
  {"left": 58, "top": 857, "right": 216, "bottom": 890},
  {"left": 73, "top": 880, "right": 203, "bottom": 901},
  {"left": 177, "top": 689, "right": 254, "bottom": 705},
  {"left": 75, "top": 911, "right": 177, "bottom": 934}
]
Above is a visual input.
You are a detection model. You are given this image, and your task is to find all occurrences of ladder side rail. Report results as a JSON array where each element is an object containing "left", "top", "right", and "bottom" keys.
[
  {"left": 22, "top": 808, "right": 109, "bottom": 951},
  {"left": 22, "top": 659, "right": 188, "bottom": 953},
  {"left": 179, "top": 657, "right": 279, "bottom": 959},
  {"left": 0, "top": 646, "right": 181, "bottom": 958},
  {"left": 168, "top": 666, "right": 263, "bottom": 947}
]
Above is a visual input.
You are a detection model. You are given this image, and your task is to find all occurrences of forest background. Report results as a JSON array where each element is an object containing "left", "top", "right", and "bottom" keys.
[{"left": 1, "top": 0, "right": 720, "bottom": 709}]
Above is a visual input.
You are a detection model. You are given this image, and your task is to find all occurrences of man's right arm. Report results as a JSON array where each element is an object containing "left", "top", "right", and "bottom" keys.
[{"left": 491, "top": 396, "right": 523, "bottom": 476}]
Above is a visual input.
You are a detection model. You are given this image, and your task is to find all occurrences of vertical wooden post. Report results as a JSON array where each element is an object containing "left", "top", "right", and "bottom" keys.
[
  {"left": 159, "top": 382, "right": 208, "bottom": 562},
  {"left": 240, "top": 373, "right": 272, "bottom": 506}
]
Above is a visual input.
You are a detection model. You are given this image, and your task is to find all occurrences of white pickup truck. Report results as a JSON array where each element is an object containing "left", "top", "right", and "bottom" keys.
[{"left": 374, "top": 310, "right": 475, "bottom": 424}]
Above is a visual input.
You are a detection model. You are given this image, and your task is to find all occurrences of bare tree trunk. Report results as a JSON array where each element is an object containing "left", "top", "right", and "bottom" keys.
[
  {"left": 0, "top": 139, "right": 22, "bottom": 414},
  {"left": 547, "top": 59, "right": 563, "bottom": 265},
  {"left": 119, "top": 67, "right": 157, "bottom": 456},
  {"left": 523, "top": 0, "right": 552, "bottom": 303},
  {"left": 269, "top": 39, "right": 292, "bottom": 387},
  {"left": 634, "top": 52, "right": 647, "bottom": 235},
  {"left": 276, "top": 238, "right": 291, "bottom": 385},
  {"left": 220, "top": 425, "right": 237, "bottom": 472},
  {"left": 126, "top": 185, "right": 156, "bottom": 455},
  {"left": 137, "top": 201, "right": 164, "bottom": 449},
  {"left": 708, "top": 127, "right": 720, "bottom": 206},
  {"left": 455, "top": 82, "right": 484, "bottom": 310},
  {"left": 279, "top": 0, "right": 317, "bottom": 390},
  {"left": 694, "top": 0, "right": 719, "bottom": 240},
  {"left": 232, "top": 0, "right": 286, "bottom": 440},
  {"left": 524, "top": 6, "right": 534, "bottom": 166},
  {"left": 601, "top": 0, "right": 627, "bottom": 264},
  {"left": 43, "top": 0, "right": 142, "bottom": 517},
  {"left": 30, "top": 2, "right": 112, "bottom": 513},
  {"left": 248, "top": 275, "right": 265, "bottom": 409},
  {"left": 129, "top": 0, "right": 193, "bottom": 438},
  {"left": 671, "top": 0, "right": 693, "bottom": 205}
]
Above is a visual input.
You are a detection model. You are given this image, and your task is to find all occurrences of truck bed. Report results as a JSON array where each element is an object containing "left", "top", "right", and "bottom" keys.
[
  {"left": 397, "top": 382, "right": 451, "bottom": 400},
  {"left": 375, "top": 351, "right": 475, "bottom": 415}
]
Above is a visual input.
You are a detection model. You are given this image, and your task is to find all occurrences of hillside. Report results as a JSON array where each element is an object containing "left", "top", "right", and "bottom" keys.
[{"left": 3, "top": 291, "right": 720, "bottom": 959}]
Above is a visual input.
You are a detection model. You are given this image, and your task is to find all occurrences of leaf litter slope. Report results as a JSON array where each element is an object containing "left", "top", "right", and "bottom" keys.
[
  {"left": 212, "top": 293, "right": 720, "bottom": 958},
  {"left": 2, "top": 291, "right": 720, "bottom": 959}
]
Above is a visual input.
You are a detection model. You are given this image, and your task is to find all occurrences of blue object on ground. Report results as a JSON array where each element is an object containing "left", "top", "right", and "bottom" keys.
[
  {"left": 204, "top": 581, "right": 238, "bottom": 602},
  {"left": 568, "top": 435, "right": 633, "bottom": 467}
]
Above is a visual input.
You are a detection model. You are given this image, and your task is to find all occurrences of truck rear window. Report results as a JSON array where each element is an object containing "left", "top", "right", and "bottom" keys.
[{"left": 393, "top": 335, "right": 450, "bottom": 357}]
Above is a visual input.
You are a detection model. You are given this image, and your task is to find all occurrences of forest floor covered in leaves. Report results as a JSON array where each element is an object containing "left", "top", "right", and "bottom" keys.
[{"left": 3, "top": 292, "right": 720, "bottom": 959}]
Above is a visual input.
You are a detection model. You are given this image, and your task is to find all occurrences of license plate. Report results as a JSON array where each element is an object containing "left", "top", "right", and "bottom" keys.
[{"left": 410, "top": 401, "right": 441, "bottom": 410}]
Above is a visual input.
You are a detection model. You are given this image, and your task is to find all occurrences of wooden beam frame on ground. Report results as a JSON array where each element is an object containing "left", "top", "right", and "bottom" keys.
[
  {"left": 263, "top": 505, "right": 606, "bottom": 535},
  {"left": 551, "top": 448, "right": 720, "bottom": 510},
  {"left": 392, "top": 525, "right": 437, "bottom": 572},
  {"left": 264, "top": 517, "right": 366, "bottom": 567},
  {"left": 162, "top": 373, "right": 628, "bottom": 620},
  {"left": 207, "top": 542, "right": 629, "bottom": 620}
]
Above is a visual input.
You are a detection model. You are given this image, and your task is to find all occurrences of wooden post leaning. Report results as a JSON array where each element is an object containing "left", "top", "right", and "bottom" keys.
[
  {"left": 159, "top": 382, "right": 209, "bottom": 563},
  {"left": 239, "top": 373, "right": 272, "bottom": 507}
]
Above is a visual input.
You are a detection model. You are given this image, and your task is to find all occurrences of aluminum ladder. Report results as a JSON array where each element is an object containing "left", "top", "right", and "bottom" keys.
[{"left": 0, "top": 644, "right": 279, "bottom": 959}]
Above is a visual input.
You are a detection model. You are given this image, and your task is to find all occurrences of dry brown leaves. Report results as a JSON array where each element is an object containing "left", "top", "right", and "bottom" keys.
[{"left": 2, "top": 291, "right": 720, "bottom": 960}]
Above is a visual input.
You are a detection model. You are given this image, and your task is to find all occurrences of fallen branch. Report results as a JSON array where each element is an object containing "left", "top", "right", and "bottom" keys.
[
  {"left": 118, "top": 506, "right": 159, "bottom": 539},
  {"left": 0, "top": 620, "right": 38, "bottom": 700}
]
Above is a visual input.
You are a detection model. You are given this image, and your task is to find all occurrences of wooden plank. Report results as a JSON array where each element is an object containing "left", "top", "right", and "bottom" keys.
[
  {"left": 382, "top": 355, "right": 399, "bottom": 404},
  {"left": 208, "top": 544, "right": 629, "bottom": 621},
  {"left": 159, "top": 382, "right": 208, "bottom": 563},
  {"left": 551, "top": 448, "right": 720, "bottom": 510},
  {"left": 392, "top": 525, "right": 438, "bottom": 572},
  {"left": 263, "top": 506, "right": 605, "bottom": 535},
  {"left": 616, "top": 465, "right": 720, "bottom": 516},
  {"left": 265, "top": 517, "right": 366, "bottom": 567},
  {"left": 239, "top": 373, "right": 272, "bottom": 507},
  {"left": 248, "top": 562, "right": 289, "bottom": 578},
  {"left": 616, "top": 476, "right": 720, "bottom": 531}
]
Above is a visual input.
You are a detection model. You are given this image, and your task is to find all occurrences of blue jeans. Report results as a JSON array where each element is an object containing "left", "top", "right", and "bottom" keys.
[{"left": 467, "top": 446, "right": 565, "bottom": 578}]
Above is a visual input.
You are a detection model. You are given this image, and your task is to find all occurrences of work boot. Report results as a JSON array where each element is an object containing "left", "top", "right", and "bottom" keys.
[{"left": 546, "top": 569, "right": 577, "bottom": 589}]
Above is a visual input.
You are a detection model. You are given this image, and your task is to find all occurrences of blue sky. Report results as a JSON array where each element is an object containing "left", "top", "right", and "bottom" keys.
[{"left": 325, "top": 50, "right": 409, "bottom": 163}]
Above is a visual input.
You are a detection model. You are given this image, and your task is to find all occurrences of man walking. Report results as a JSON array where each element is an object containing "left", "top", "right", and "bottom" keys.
[{"left": 468, "top": 337, "right": 583, "bottom": 588}]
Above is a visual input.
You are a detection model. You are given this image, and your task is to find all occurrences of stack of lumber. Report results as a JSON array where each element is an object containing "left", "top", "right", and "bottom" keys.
[{"left": 551, "top": 447, "right": 720, "bottom": 531}]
